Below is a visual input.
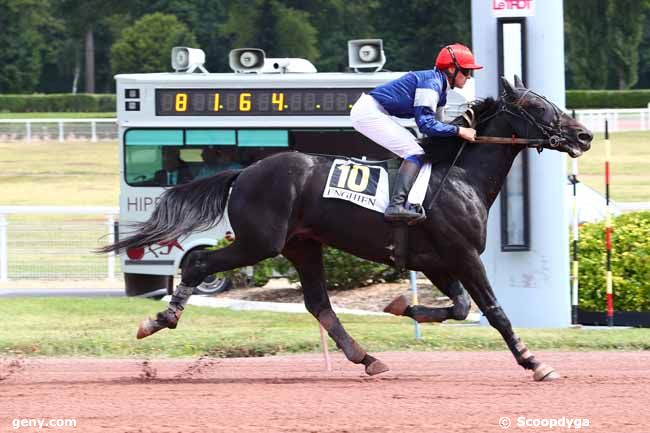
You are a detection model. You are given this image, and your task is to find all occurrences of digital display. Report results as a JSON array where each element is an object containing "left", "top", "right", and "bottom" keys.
[{"left": 155, "top": 88, "right": 370, "bottom": 116}]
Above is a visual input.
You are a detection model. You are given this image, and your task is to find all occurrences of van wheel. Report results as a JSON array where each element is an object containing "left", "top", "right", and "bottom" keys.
[{"left": 193, "top": 274, "right": 232, "bottom": 295}]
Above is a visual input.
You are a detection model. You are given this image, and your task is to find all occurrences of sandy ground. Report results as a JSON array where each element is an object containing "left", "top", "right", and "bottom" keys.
[{"left": 1, "top": 351, "right": 649, "bottom": 433}]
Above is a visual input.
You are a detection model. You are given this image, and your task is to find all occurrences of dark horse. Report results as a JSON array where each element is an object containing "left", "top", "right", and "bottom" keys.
[{"left": 101, "top": 76, "right": 592, "bottom": 381}]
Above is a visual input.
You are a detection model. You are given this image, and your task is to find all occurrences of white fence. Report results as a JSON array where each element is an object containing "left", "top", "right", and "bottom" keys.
[
  {"left": 574, "top": 107, "right": 650, "bottom": 132},
  {"left": 0, "top": 107, "right": 649, "bottom": 143},
  {"left": 0, "top": 206, "right": 119, "bottom": 281},
  {"left": 0, "top": 119, "right": 117, "bottom": 142}
]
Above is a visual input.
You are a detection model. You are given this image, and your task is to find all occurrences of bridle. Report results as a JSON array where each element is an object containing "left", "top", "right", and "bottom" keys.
[
  {"left": 474, "top": 89, "right": 568, "bottom": 152},
  {"left": 430, "top": 89, "right": 568, "bottom": 205}
]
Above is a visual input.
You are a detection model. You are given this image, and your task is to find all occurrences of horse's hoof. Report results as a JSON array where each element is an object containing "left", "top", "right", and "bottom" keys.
[
  {"left": 365, "top": 359, "right": 390, "bottom": 376},
  {"left": 533, "top": 364, "right": 560, "bottom": 381},
  {"left": 136, "top": 319, "right": 154, "bottom": 339},
  {"left": 383, "top": 295, "right": 409, "bottom": 316}
]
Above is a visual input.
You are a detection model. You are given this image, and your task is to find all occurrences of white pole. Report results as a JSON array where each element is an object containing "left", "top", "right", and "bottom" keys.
[
  {"left": 0, "top": 214, "right": 8, "bottom": 281},
  {"left": 410, "top": 271, "right": 421, "bottom": 339},
  {"left": 58, "top": 121, "right": 64, "bottom": 143},
  {"left": 26, "top": 121, "right": 31, "bottom": 143},
  {"left": 107, "top": 214, "right": 116, "bottom": 280},
  {"left": 91, "top": 120, "right": 97, "bottom": 143},
  {"left": 571, "top": 158, "right": 579, "bottom": 324}
]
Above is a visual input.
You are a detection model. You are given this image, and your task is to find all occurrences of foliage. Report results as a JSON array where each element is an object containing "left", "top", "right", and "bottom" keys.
[
  {"left": 564, "top": 0, "right": 609, "bottom": 89},
  {"left": 606, "top": 0, "right": 650, "bottom": 89},
  {"left": 373, "top": 0, "right": 471, "bottom": 71},
  {"left": 208, "top": 240, "right": 401, "bottom": 290},
  {"left": 0, "top": 0, "right": 52, "bottom": 92},
  {"left": 566, "top": 89, "right": 650, "bottom": 108},
  {"left": 565, "top": 0, "right": 650, "bottom": 89},
  {"left": 0, "top": 94, "right": 115, "bottom": 112},
  {"left": 321, "top": 248, "right": 403, "bottom": 290},
  {"left": 110, "top": 13, "right": 198, "bottom": 75},
  {"left": 219, "top": 0, "right": 319, "bottom": 61},
  {"left": 576, "top": 212, "right": 650, "bottom": 312}
]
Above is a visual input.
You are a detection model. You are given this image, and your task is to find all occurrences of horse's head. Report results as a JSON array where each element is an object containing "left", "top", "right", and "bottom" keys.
[{"left": 500, "top": 76, "right": 592, "bottom": 157}]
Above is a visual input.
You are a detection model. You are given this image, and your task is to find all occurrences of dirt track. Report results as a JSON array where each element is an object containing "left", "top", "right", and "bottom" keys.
[{"left": 1, "top": 351, "right": 648, "bottom": 433}]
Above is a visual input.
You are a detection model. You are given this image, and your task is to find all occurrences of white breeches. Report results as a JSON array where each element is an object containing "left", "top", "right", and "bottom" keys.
[{"left": 350, "top": 93, "right": 425, "bottom": 159}]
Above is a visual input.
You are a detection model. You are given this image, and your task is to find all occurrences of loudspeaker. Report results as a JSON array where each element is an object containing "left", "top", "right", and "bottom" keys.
[
  {"left": 229, "top": 48, "right": 266, "bottom": 73},
  {"left": 347, "top": 39, "right": 386, "bottom": 71},
  {"left": 171, "top": 47, "right": 207, "bottom": 73}
]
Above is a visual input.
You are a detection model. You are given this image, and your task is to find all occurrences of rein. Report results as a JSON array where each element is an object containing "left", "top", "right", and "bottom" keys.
[{"left": 474, "top": 135, "right": 563, "bottom": 149}]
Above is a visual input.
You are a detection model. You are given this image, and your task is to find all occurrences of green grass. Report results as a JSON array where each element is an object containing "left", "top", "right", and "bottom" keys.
[
  {"left": 0, "top": 112, "right": 115, "bottom": 119},
  {"left": 569, "top": 130, "right": 650, "bottom": 202},
  {"left": 0, "top": 298, "right": 648, "bottom": 357},
  {"left": 0, "top": 140, "right": 119, "bottom": 205}
]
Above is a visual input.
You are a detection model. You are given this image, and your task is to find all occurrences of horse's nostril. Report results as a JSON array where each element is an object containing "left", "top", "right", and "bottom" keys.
[
  {"left": 578, "top": 131, "right": 593, "bottom": 148},
  {"left": 578, "top": 132, "right": 592, "bottom": 141}
]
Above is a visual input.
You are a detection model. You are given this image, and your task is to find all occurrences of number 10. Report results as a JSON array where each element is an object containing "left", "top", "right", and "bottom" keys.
[{"left": 336, "top": 164, "right": 370, "bottom": 192}]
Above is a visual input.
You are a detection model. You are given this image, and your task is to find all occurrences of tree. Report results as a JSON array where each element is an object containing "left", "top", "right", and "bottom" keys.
[
  {"left": 110, "top": 13, "right": 198, "bottom": 74},
  {"left": 564, "top": 0, "right": 609, "bottom": 89},
  {"left": 219, "top": 0, "right": 319, "bottom": 62},
  {"left": 0, "top": 0, "right": 51, "bottom": 93},
  {"left": 127, "top": 0, "right": 231, "bottom": 72},
  {"left": 637, "top": 7, "right": 650, "bottom": 88},
  {"left": 58, "top": 0, "right": 130, "bottom": 93},
  {"left": 606, "top": 0, "right": 650, "bottom": 89},
  {"left": 372, "top": 0, "right": 471, "bottom": 71},
  {"left": 283, "top": 0, "right": 378, "bottom": 72}
]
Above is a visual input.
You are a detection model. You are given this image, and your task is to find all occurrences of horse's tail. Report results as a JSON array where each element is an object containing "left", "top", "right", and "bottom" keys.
[{"left": 98, "top": 169, "right": 242, "bottom": 254}]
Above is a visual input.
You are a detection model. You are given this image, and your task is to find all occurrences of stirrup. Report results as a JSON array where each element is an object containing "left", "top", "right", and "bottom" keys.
[{"left": 384, "top": 204, "right": 426, "bottom": 224}]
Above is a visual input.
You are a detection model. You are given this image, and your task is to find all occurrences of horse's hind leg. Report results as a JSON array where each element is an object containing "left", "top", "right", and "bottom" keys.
[
  {"left": 282, "top": 239, "right": 389, "bottom": 376},
  {"left": 137, "top": 241, "right": 279, "bottom": 339},
  {"left": 384, "top": 275, "right": 471, "bottom": 323}
]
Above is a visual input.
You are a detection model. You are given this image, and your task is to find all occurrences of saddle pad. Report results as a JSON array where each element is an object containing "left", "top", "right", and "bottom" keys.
[{"left": 323, "top": 158, "right": 431, "bottom": 212}]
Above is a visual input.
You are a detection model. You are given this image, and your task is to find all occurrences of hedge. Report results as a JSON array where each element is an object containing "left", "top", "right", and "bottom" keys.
[
  {"left": 0, "top": 94, "right": 116, "bottom": 113},
  {"left": 210, "top": 240, "right": 403, "bottom": 290},
  {"left": 566, "top": 90, "right": 650, "bottom": 109},
  {"left": 577, "top": 211, "right": 650, "bottom": 312}
]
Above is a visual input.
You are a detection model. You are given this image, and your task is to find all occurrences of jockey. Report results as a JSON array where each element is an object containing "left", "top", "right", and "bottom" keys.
[{"left": 350, "top": 43, "right": 483, "bottom": 224}]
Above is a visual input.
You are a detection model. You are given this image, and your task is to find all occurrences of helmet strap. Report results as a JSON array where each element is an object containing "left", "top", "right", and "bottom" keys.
[
  {"left": 444, "top": 68, "right": 458, "bottom": 90},
  {"left": 444, "top": 45, "right": 462, "bottom": 89}
]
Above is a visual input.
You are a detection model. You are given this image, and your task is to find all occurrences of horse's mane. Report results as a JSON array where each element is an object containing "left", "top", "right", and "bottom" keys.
[{"left": 419, "top": 97, "right": 500, "bottom": 162}]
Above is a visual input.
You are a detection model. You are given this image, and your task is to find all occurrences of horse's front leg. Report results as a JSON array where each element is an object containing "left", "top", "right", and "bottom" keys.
[
  {"left": 384, "top": 277, "right": 471, "bottom": 323},
  {"left": 459, "top": 253, "right": 559, "bottom": 381},
  {"left": 283, "top": 239, "right": 389, "bottom": 376}
]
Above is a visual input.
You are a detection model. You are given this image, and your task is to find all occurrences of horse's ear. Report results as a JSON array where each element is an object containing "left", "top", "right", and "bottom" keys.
[
  {"left": 501, "top": 76, "right": 517, "bottom": 97},
  {"left": 514, "top": 74, "right": 526, "bottom": 89}
]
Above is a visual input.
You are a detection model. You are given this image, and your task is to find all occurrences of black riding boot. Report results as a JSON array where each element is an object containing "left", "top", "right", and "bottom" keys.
[{"left": 385, "top": 159, "right": 426, "bottom": 224}]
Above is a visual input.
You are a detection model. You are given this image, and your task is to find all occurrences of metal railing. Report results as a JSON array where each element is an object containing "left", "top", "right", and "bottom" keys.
[
  {"left": 0, "top": 119, "right": 117, "bottom": 142},
  {"left": 0, "top": 206, "right": 119, "bottom": 281}
]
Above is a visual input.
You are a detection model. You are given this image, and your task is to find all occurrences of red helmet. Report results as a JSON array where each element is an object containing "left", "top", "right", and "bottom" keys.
[{"left": 435, "top": 43, "right": 483, "bottom": 71}]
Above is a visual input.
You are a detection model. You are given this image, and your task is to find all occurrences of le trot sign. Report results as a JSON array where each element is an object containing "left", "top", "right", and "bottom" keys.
[{"left": 491, "top": 0, "right": 535, "bottom": 17}]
